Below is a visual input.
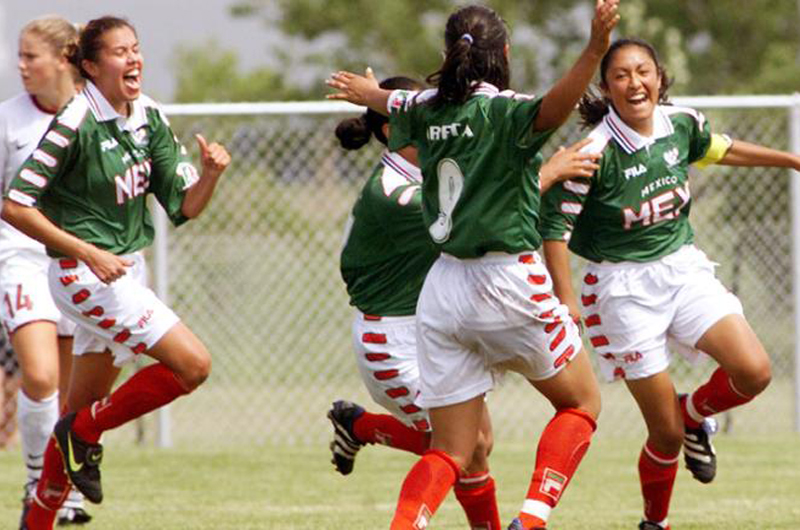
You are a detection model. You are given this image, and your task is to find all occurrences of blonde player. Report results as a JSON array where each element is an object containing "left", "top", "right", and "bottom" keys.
[{"left": 0, "top": 16, "right": 91, "bottom": 526}]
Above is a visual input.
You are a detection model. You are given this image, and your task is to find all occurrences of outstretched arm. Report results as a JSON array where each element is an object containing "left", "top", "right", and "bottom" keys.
[
  {"left": 718, "top": 139, "right": 800, "bottom": 170},
  {"left": 539, "top": 138, "right": 600, "bottom": 193},
  {"left": 535, "top": 0, "right": 620, "bottom": 131},
  {"left": 326, "top": 67, "right": 391, "bottom": 116}
]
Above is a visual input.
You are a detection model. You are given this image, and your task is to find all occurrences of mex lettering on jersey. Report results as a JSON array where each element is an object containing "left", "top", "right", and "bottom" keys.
[
  {"left": 623, "top": 181, "right": 690, "bottom": 230},
  {"left": 114, "top": 159, "right": 152, "bottom": 205}
]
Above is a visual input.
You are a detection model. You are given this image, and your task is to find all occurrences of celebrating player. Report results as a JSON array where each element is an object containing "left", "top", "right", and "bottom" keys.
[
  {"left": 4, "top": 16, "right": 230, "bottom": 530},
  {"left": 0, "top": 15, "right": 92, "bottom": 526},
  {"left": 539, "top": 37, "right": 800, "bottom": 530},
  {"left": 327, "top": 2, "right": 619, "bottom": 529}
]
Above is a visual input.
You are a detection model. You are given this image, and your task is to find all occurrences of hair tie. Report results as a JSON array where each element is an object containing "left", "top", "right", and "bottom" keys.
[{"left": 461, "top": 33, "right": 474, "bottom": 45}]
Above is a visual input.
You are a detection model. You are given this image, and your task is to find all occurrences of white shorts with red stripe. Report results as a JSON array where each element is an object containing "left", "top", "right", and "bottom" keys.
[
  {"left": 581, "top": 244, "right": 743, "bottom": 382},
  {"left": 352, "top": 311, "right": 430, "bottom": 431},
  {"left": 415, "top": 251, "right": 582, "bottom": 409},
  {"left": 0, "top": 251, "right": 76, "bottom": 336},
  {"left": 48, "top": 252, "right": 180, "bottom": 367}
]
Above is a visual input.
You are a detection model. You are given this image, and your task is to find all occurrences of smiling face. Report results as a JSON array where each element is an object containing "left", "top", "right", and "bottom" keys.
[
  {"left": 18, "top": 31, "right": 65, "bottom": 99},
  {"left": 82, "top": 25, "right": 143, "bottom": 115},
  {"left": 601, "top": 44, "right": 662, "bottom": 136}
]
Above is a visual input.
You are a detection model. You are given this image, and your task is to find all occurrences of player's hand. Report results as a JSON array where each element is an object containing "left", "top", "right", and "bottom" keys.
[
  {"left": 588, "top": 0, "right": 620, "bottom": 56},
  {"left": 539, "top": 138, "right": 600, "bottom": 193},
  {"left": 196, "top": 134, "right": 231, "bottom": 180},
  {"left": 84, "top": 247, "right": 133, "bottom": 284},
  {"left": 326, "top": 67, "right": 379, "bottom": 106}
]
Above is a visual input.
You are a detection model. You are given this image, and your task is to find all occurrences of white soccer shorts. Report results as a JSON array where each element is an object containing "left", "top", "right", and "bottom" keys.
[
  {"left": 352, "top": 311, "right": 430, "bottom": 431},
  {"left": 48, "top": 252, "right": 179, "bottom": 367},
  {"left": 581, "top": 244, "right": 744, "bottom": 382},
  {"left": 0, "top": 252, "right": 76, "bottom": 336},
  {"left": 415, "top": 251, "right": 582, "bottom": 409}
]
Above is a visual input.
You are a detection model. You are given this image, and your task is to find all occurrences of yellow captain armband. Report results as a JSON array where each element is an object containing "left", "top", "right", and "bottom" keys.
[{"left": 695, "top": 133, "right": 733, "bottom": 169}]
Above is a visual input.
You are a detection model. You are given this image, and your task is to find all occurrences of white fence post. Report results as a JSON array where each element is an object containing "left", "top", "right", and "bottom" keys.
[
  {"left": 152, "top": 203, "right": 173, "bottom": 448},
  {"left": 790, "top": 93, "right": 800, "bottom": 433}
]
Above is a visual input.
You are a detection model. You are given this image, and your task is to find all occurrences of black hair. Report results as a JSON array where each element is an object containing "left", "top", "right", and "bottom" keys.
[
  {"left": 426, "top": 5, "right": 510, "bottom": 108},
  {"left": 578, "top": 38, "right": 673, "bottom": 128},
  {"left": 67, "top": 16, "right": 136, "bottom": 80},
  {"left": 335, "top": 76, "right": 423, "bottom": 150}
]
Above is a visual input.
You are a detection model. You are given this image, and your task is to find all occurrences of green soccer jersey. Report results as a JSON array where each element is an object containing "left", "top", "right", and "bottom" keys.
[
  {"left": 387, "top": 83, "right": 555, "bottom": 259},
  {"left": 7, "top": 82, "right": 198, "bottom": 257},
  {"left": 340, "top": 151, "right": 438, "bottom": 316},
  {"left": 539, "top": 105, "right": 713, "bottom": 263}
]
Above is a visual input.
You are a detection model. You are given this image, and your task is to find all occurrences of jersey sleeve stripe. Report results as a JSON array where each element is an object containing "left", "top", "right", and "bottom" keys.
[
  {"left": 398, "top": 187, "right": 417, "bottom": 206},
  {"left": 45, "top": 130, "right": 70, "bottom": 148},
  {"left": 563, "top": 180, "right": 590, "bottom": 195},
  {"left": 19, "top": 168, "right": 47, "bottom": 188},
  {"left": 560, "top": 202, "right": 583, "bottom": 215},
  {"left": 7, "top": 189, "right": 37, "bottom": 207},
  {"left": 32, "top": 149, "right": 57, "bottom": 168}
]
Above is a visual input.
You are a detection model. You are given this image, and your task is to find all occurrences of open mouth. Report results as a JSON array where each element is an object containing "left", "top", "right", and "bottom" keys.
[
  {"left": 627, "top": 93, "right": 649, "bottom": 107},
  {"left": 123, "top": 69, "right": 141, "bottom": 92}
]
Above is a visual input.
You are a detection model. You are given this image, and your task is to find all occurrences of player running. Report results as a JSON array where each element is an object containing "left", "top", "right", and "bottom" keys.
[
  {"left": 0, "top": 16, "right": 92, "bottom": 526},
  {"left": 539, "top": 38, "right": 800, "bottom": 530},
  {"left": 5, "top": 16, "right": 230, "bottom": 530},
  {"left": 327, "top": 2, "right": 618, "bottom": 529}
]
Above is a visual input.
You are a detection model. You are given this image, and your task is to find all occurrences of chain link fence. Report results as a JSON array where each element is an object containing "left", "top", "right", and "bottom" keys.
[{"left": 2, "top": 98, "right": 797, "bottom": 449}]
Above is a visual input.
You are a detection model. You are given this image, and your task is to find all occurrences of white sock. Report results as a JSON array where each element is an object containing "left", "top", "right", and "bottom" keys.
[{"left": 17, "top": 389, "right": 58, "bottom": 484}]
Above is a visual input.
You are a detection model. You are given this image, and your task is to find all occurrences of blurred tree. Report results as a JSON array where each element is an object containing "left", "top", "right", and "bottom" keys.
[{"left": 174, "top": 0, "right": 799, "bottom": 102}]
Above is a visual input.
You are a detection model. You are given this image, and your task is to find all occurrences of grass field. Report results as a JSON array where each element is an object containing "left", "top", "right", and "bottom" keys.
[{"left": 2, "top": 434, "right": 798, "bottom": 529}]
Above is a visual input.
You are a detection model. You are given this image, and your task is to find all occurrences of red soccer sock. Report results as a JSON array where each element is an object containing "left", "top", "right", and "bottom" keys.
[
  {"left": 25, "top": 436, "right": 71, "bottom": 529},
  {"left": 639, "top": 442, "right": 679, "bottom": 525},
  {"left": 682, "top": 367, "right": 754, "bottom": 429},
  {"left": 72, "top": 363, "right": 189, "bottom": 443},
  {"left": 391, "top": 450, "right": 459, "bottom": 530},
  {"left": 518, "top": 408, "right": 596, "bottom": 529},
  {"left": 454, "top": 471, "right": 501, "bottom": 530},
  {"left": 353, "top": 411, "right": 430, "bottom": 455}
]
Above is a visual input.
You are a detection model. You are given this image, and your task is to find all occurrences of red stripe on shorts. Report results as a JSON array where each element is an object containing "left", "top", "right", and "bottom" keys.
[
  {"left": 544, "top": 321, "right": 560, "bottom": 333},
  {"left": 401, "top": 404, "right": 422, "bottom": 414},
  {"left": 549, "top": 326, "right": 566, "bottom": 351},
  {"left": 365, "top": 353, "right": 390, "bottom": 362},
  {"left": 527, "top": 274, "right": 547, "bottom": 285},
  {"left": 59, "top": 258, "right": 78, "bottom": 269},
  {"left": 519, "top": 254, "right": 535, "bottom": 264},
  {"left": 386, "top": 387, "right": 410, "bottom": 398},
  {"left": 413, "top": 419, "right": 430, "bottom": 431},
  {"left": 82, "top": 306, "right": 104, "bottom": 317},
  {"left": 60, "top": 275, "right": 79, "bottom": 286},
  {"left": 584, "top": 314, "right": 601, "bottom": 327},
  {"left": 590, "top": 335, "right": 609, "bottom": 347},
  {"left": 132, "top": 342, "right": 147, "bottom": 354},
  {"left": 581, "top": 294, "right": 597, "bottom": 306},
  {"left": 553, "top": 345, "right": 575, "bottom": 369},
  {"left": 71, "top": 289, "right": 90, "bottom": 304},
  {"left": 362, "top": 333, "right": 387, "bottom": 344},
  {"left": 113, "top": 329, "right": 131, "bottom": 343},
  {"left": 364, "top": 314, "right": 382, "bottom": 321},
  {"left": 584, "top": 273, "right": 599, "bottom": 285},
  {"left": 374, "top": 369, "right": 399, "bottom": 381},
  {"left": 530, "top": 293, "right": 551, "bottom": 303},
  {"left": 98, "top": 318, "right": 116, "bottom": 329}
]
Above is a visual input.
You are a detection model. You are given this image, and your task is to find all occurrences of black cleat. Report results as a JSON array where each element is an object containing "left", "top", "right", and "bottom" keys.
[
  {"left": 57, "top": 506, "right": 93, "bottom": 526},
  {"left": 53, "top": 413, "right": 104, "bottom": 504},
  {"left": 679, "top": 394, "right": 718, "bottom": 484},
  {"left": 639, "top": 521, "right": 670, "bottom": 530},
  {"left": 327, "top": 400, "right": 365, "bottom": 475},
  {"left": 507, "top": 518, "right": 546, "bottom": 530}
]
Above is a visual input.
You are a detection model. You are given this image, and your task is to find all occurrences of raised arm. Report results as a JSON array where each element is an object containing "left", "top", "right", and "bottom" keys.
[
  {"left": 1, "top": 202, "right": 131, "bottom": 283},
  {"left": 535, "top": 0, "right": 620, "bottom": 131},
  {"left": 181, "top": 134, "right": 231, "bottom": 218},
  {"left": 538, "top": 138, "right": 600, "bottom": 194},
  {"left": 326, "top": 68, "right": 392, "bottom": 116}
]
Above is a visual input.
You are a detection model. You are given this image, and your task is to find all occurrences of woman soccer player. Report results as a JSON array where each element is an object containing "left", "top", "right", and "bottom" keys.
[
  {"left": 0, "top": 15, "right": 91, "bottom": 525},
  {"left": 539, "top": 38, "right": 800, "bottom": 530},
  {"left": 4, "top": 16, "right": 230, "bottom": 530},
  {"left": 327, "top": 2, "right": 618, "bottom": 529}
]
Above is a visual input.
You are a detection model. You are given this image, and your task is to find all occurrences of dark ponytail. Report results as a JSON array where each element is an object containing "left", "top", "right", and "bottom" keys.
[
  {"left": 335, "top": 76, "right": 423, "bottom": 150},
  {"left": 427, "top": 5, "right": 509, "bottom": 108},
  {"left": 578, "top": 38, "right": 673, "bottom": 128}
]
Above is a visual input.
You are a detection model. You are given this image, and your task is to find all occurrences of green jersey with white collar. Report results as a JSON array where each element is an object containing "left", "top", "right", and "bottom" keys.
[
  {"left": 539, "top": 105, "right": 714, "bottom": 263},
  {"left": 7, "top": 82, "right": 198, "bottom": 257},
  {"left": 388, "top": 83, "right": 555, "bottom": 259}
]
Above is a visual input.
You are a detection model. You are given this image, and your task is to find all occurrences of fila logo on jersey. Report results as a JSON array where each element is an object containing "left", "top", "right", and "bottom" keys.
[
  {"left": 427, "top": 123, "right": 474, "bottom": 141},
  {"left": 663, "top": 147, "right": 680, "bottom": 167},
  {"left": 101, "top": 138, "right": 119, "bottom": 152},
  {"left": 624, "top": 163, "right": 647, "bottom": 180}
]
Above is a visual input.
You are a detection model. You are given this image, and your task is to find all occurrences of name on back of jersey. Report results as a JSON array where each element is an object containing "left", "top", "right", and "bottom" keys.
[{"left": 427, "top": 122, "right": 474, "bottom": 141}]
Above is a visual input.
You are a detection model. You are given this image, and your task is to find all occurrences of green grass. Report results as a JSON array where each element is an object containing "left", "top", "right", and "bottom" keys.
[{"left": 2, "top": 434, "right": 798, "bottom": 529}]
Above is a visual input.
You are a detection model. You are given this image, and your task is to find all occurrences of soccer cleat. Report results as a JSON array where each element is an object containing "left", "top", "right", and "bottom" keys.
[
  {"left": 53, "top": 413, "right": 104, "bottom": 504},
  {"left": 639, "top": 521, "right": 670, "bottom": 530},
  {"left": 327, "top": 400, "right": 365, "bottom": 475},
  {"left": 57, "top": 506, "right": 93, "bottom": 526},
  {"left": 507, "top": 518, "right": 546, "bottom": 530},
  {"left": 683, "top": 417, "right": 718, "bottom": 484}
]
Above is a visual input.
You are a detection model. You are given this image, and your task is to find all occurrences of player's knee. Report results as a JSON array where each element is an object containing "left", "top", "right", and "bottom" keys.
[
  {"left": 734, "top": 358, "right": 771, "bottom": 397},
  {"left": 474, "top": 428, "right": 494, "bottom": 460},
  {"left": 22, "top": 370, "right": 59, "bottom": 400},
  {"left": 178, "top": 347, "right": 211, "bottom": 391},
  {"left": 649, "top": 423, "right": 684, "bottom": 453}
]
